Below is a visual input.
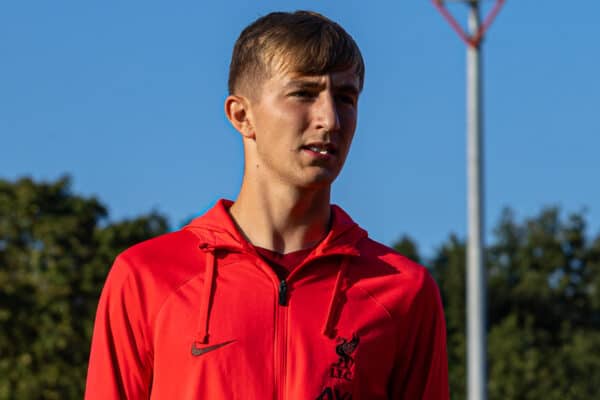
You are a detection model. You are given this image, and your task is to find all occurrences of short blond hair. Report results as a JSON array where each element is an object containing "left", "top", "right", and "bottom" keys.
[{"left": 228, "top": 10, "right": 365, "bottom": 96}]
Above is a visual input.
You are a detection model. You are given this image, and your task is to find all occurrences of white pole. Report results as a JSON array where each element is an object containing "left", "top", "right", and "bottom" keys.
[{"left": 466, "top": 1, "right": 487, "bottom": 400}]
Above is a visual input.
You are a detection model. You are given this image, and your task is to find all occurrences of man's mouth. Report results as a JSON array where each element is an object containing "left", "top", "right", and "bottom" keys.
[{"left": 301, "top": 143, "right": 337, "bottom": 156}]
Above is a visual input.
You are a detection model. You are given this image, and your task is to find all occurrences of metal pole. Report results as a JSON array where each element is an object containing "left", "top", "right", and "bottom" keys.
[{"left": 466, "top": 1, "right": 486, "bottom": 400}]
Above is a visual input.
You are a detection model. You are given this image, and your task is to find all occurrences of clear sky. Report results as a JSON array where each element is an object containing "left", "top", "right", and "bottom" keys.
[{"left": 2, "top": 1, "right": 599, "bottom": 258}]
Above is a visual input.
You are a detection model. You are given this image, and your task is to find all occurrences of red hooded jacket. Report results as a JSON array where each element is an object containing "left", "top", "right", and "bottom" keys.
[{"left": 85, "top": 200, "right": 449, "bottom": 399}]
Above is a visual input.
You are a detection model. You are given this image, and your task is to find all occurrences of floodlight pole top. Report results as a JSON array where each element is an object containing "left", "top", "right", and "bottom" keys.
[
  {"left": 436, "top": 0, "right": 480, "bottom": 5},
  {"left": 432, "top": 0, "right": 506, "bottom": 48}
]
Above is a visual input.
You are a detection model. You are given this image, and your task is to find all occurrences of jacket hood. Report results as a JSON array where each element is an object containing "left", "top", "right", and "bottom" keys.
[{"left": 183, "top": 199, "right": 368, "bottom": 257}]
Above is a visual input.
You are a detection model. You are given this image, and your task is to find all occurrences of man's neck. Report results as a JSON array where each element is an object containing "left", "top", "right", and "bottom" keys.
[{"left": 229, "top": 179, "right": 331, "bottom": 254}]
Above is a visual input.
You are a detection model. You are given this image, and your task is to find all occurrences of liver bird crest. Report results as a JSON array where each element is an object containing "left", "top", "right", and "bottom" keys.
[{"left": 335, "top": 333, "right": 360, "bottom": 368}]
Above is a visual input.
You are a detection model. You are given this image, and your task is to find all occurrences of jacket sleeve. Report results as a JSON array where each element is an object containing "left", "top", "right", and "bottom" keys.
[
  {"left": 391, "top": 272, "right": 450, "bottom": 400},
  {"left": 85, "top": 255, "right": 153, "bottom": 399}
]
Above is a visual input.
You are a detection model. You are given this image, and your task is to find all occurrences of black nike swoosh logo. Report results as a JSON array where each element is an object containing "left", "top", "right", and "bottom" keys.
[{"left": 191, "top": 339, "right": 236, "bottom": 356}]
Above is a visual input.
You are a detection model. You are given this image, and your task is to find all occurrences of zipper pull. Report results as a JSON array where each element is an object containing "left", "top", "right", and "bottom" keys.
[
  {"left": 279, "top": 280, "right": 288, "bottom": 306},
  {"left": 198, "top": 243, "right": 213, "bottom": 252}
]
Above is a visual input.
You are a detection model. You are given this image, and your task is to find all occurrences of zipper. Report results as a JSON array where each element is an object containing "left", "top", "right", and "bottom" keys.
[
  {"left": 274, "top": 279, "right": 289, "bottom": 399},
  {"left": 279, "top": 280, "right": 288, "bottom": 305},
  {"left": 256, "top": 252, "right": 346, "bottom": 399}
]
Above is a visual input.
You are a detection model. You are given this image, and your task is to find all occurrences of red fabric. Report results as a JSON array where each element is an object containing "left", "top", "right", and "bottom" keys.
[
  {"left": 85, "top": 199, "right": 449, "bottom": 399},
  {"left": 254, "top": 246, "right": 313, "bottom": 279}
]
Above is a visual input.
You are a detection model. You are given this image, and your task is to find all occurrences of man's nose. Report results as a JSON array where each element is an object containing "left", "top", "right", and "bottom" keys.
[{"left": 314, "top": 92, "right": 341, "bottom": 132}]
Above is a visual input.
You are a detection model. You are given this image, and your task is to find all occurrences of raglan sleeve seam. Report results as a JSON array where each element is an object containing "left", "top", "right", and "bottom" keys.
[{"left": 150, "top": 269, "right": 206, "bottom": 345}]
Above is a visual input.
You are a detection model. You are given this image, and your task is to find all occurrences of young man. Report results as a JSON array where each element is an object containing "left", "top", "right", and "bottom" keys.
[{"left": 85, "top": 11, "right": 449, "bottom": 399}]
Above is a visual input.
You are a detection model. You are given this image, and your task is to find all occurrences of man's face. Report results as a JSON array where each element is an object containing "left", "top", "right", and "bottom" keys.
[{"left": 245, "top": 67, "right": 360, "bottom": 189}]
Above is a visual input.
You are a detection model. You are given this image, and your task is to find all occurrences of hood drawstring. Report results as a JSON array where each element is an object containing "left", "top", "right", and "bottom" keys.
[
  {"left": 322, "top": 257, "right": 351, "bottom": 338},
  {"left": 198, "top": 245, "right": 217, "bottom": 344}
]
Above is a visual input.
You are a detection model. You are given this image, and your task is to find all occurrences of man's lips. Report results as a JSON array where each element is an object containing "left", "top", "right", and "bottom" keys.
[{"left": 300, "top": 143, "right": 338, "bottom": 156}]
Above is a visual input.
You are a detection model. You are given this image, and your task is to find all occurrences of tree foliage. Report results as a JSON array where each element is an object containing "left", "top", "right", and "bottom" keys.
[
  {"left": 411, "top": 207, "right": 600, "bottom": 399},
  {"left": 0, "top": 176, "right": 168, "bottom": 399}
]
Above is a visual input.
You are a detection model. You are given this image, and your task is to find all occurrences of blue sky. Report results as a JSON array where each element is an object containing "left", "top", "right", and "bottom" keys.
[{"left": 2, "top": 1, "right": 599, "bottom": 258}]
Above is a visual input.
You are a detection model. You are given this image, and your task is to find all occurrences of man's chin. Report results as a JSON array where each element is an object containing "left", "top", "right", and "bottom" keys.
[{"left": 296, "top": 171, "right": 340, "bottom": 190}]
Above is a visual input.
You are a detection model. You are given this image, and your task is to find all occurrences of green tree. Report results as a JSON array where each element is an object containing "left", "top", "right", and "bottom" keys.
[
  {"left": 0, "top": 176, "right": 168, "bottom": 399},
  {"left": 485, "top": 208, "right": 600, "bottom": 399},
  {"left": 394, "top": 207, "right": 600, "bottom": 399},
  {"left": 430, "top": 234, "right": 467, "bottom": 398},
  {"left": 393, "top": 235, "right": 421, "bottom": 264}
]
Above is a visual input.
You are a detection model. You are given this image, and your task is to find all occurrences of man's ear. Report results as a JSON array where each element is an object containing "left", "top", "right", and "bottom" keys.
[{"left": 224, "top": 95, "right": 255, "bottom": 139}]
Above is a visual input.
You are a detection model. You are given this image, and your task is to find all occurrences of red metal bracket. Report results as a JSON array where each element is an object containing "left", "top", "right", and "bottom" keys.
[{"left": 432, "top": 0, "right": 506, "bottom": 48}]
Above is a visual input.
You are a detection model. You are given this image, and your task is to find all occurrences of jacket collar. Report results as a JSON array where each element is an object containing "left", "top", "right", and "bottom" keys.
[{"left": 184, "top": 199, "right": 367, "bottom": 258}]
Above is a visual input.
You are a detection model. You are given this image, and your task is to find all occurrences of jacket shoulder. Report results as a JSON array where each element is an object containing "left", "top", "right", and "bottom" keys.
[
  {"left": 353, "top": 237, "right": 440, "bottom": 318},
  {"left": 357, "top": 237, "right": 429, "bottom": 278},
  {"left": 118, "top": 229, "right": 202, "bottom": 270},
  {"left": 105, "top": 229, "right": 206, "bottom": 312}
]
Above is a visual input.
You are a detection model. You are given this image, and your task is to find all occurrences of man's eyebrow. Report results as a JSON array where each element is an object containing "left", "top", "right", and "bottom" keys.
[
  {"left": 334, "top": 83, "right": 360, "bottom": 96},
  {"left": 284, "top": 80, "right": 326, "bottom": 90},
  {"left": 284, "top": 80, "right": 359, "bottom": 95}
]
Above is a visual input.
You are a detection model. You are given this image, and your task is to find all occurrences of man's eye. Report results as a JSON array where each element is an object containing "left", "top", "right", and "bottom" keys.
[
  {"left": 291, "top": 90, "right": 315, "bottom": 99},
  {"left": 337, "top": 94, "right": 356, "bottom": 106}
]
